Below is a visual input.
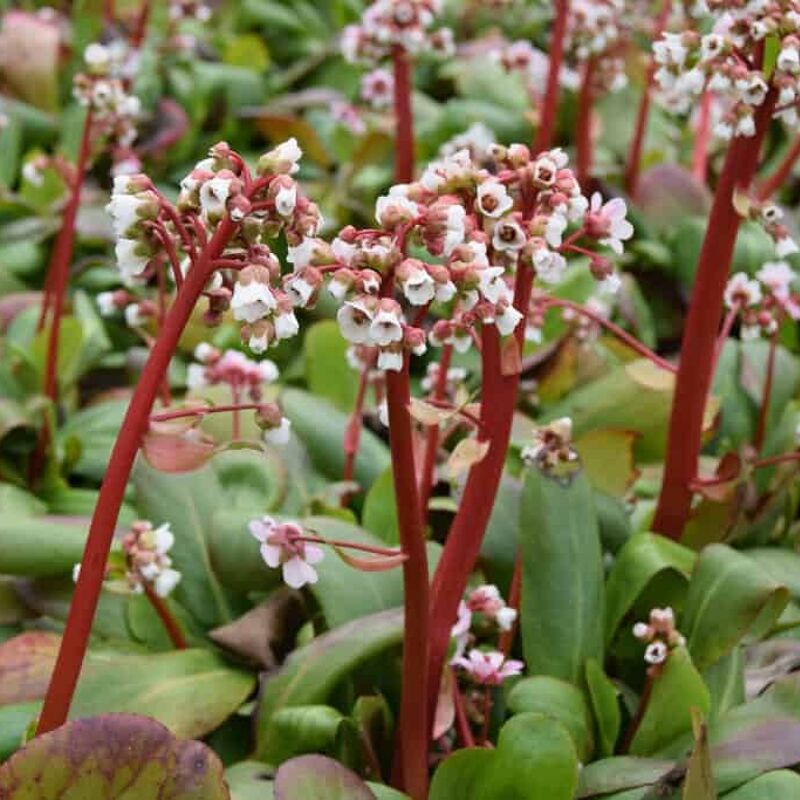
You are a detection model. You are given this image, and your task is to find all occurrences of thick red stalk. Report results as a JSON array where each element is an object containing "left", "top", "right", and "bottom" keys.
[
  {"left": 143, "top": 584, "right": 187, "bottom": 649},
  {"left": 418, "top": 344, "right": 453, "bottom": 518},
  {"left": 425, "top": 263, "right": 534, "bottom": 730},
  {"left": 576, "top": 58, "right": 596, "bottom": 187},
  {"left": 41, "top": 110, "right": 94, "bottom": 403},
  {"left": 758, "top": 134, "right": 800, "bottom": 200},
  {"left": 36, "top": 217, "right": 236, "bottom": 735},
  {"left": 625, "top": 0, "right": 672, "bottom": 198},
  {"left": 533, "top": 0, "right": 569, "bottom": 153},
  {"left": 386, "top": 361, "right": 430, "bottom": 800},
  {"left": 653, "top": 94, "right": 776, "bottom": 541},
  {"left": 393, "top": 45, "right": 415, "bottom": 183},
  {"left": 692, "top": 92, "right": 713, "bottom": 183},
  {"left": 343, "top": 367, "right": 371, "bottom": 484}
]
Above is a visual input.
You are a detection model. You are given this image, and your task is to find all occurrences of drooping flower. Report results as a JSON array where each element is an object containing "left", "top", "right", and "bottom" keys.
[
  {"left": 453, "top": 649, "right": 524, "bottom": 685},
  {"left": 248, "top": 516, "right": 324, "bottom": 589}
]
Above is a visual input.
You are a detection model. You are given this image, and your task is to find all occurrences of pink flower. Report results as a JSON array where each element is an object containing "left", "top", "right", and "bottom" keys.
[
  {"left": 586, "top": 193, "right": 634, "bottom": 255},
  {"left": 248, "top": 517, "right": 324, "bottom": 589},
  {"left": 361, "top": 68, "right": 395, "bottom": 108},
  {"left": 453, "top": 649, "right": 524, "bottom": 686}
]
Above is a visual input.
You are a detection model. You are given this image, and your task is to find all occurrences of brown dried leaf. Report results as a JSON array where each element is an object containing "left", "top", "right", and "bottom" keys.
[{"left": 447, "top": 437, "right": 491, "bottom": 480}]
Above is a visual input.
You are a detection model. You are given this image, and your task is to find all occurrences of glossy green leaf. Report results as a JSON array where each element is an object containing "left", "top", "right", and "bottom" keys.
[
  {"left": 255, "top": 609, "right": 403, "bottom": 759},
  {"left": 629, "top": 648, "right": 710, "bottom": 756},
  {"left": 507, "top": 676, "right": 594, "bottom": 761},
  {"left": 585, "top": 658, "right": 621, "bottom": 758},
  {"left": 576, "top": 756, "right": 677, "bottom": 798},
  {"left": 362, "top": 467, "right": 399, "bottom": 546},
  {"left": 520, "top": 466, "right": 604, "bottom": 684},
  {"left": 304, "top": 320, "right": 360, "bottom": 412},
  {"left": 683, "top": 545, "right": 789, "bottom": 671},
  {"left": 702, "top": 648, "right": 745, "bottom": 719},
  {"left": 280, "top": 388, "right": 389, "bottom": 492},
  {"left": 225, "top": 761, "right": 275, "bottom": 800},
  {"left": 0, "top": 701, "right": 39, "bottom": 761},
  {"left": 274, "top": 755, "right": 376, "bottom": 799},
  {"left": 265, "top": 705, "right": 345, "bottom": 766},
  {"left": 604, "top": 533, "right": 695, "bottom": 647},
  {"left": 0, "top": 713, "right": 228, "bottom": 799},
  {"left": 430, "top": 713, "right": 579, "bottom": 800},
  {"left": 58, "top": 399, "right": 128, "bottom": 482},
  {"left": 479, "top": 476, "right": 522, "bottom": 593}
]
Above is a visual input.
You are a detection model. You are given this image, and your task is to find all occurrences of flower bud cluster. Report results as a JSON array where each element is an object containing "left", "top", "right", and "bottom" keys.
[
  {"left": 323, "top": 144, "right": 629, "bottom": 373},
  {"left": 633, "top": 606, "right": 685, "bottom": 671},
  {"left": 724, "top": 260, "right": 800, "bottom": 338},
  {"left": 122, "top": 521, "right": 182, "bottom": 598},
  {"left": 521, "top": 417, "right": 579, "bottom": 471},
  {"left": 187, "top": 344, "right": 279, "bottom": 401},
  {"left": 341, "top": 0, "right": 454, "bottom": 63},
  {"left": 654, "top": 2, "right": 800, "bottom": 138},
  {"left": 73, "top": 42, "right": 140, "bottom": 150}
]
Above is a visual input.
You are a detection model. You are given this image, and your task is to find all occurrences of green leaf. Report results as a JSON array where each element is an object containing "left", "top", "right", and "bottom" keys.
[
  {"left": 0, "top": 713, "right": 228, "bottom": 798},
  {"left": 479, "top": 476, "right": 522, "bottom": 593},
  {"left": 304, "top": 320, "right": 361, "bottom": 412},
  {"left": 630, "top": 647, "right": 710, "bottom": 756},
  {"left": 225, "top": 761, "right": 275, "bottom": 800},
  {"left": 507, "top": 676, "right": 594, "bottom": 761},
  {"left": 682, "top": 710, "right": 715, "bottom": 799},
  {"left": 255, "top": 608, "right": 404, "bottom": 760},
  {"left": 604, "top": 533, "right": 696, "bottom": 647},
  {"left": 280, "top": 388, "right": 390, "bottom": 492},
  {"left": 58, "top": 399, "right": 128, "bottom": 482},
  {"left": 265, "top": 705, "right": 345, "bottom": 766},
  {"left": 723, "top": 771, "right": 800, "bottom": 798},
  {"left": 520, "top": 466, "right": 604, "bottom": 684},
  {"left": 682, "top": 545, "right": 789, "bottom": 671},
  {"left": 576, "top": 756, "right": 678, "bottom": 798},
  {"left": 223, "top": 33, "right": 271, "bottom": 71},
  {"left": 585, "top": 658, "right": 621, "bottom": 758},
  {"left": 0, "top": 701, "right": 39, "bottom": 761},
  {"left": 702, "top": 648, "right": 745, "bottom": 719},
  {"left": 430, "top": 713, "right": 579, "bottom": 800},
  {"left": 274, "top": 755, "right": 376, "bottom": 799}
]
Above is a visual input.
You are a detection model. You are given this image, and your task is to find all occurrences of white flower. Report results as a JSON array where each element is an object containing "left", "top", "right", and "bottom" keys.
[
  {"left": 199, "top": 177, "right": 231, "bottom": 219},
  {"left": 435, "top": 280, "right": 457, "bottom": 303},
  {"left": 337, "top": 299, "right": 374, "bottom": 343},
  {"left": 153, "top": 568, "right": 182, "bottom": 598},
  {"left": 376, "top": 192, "right": 418, "bottom": 226},
  {"left": 106, "top": 193, "right": 148, "bottom": 238},
  {"left": 492, "top": 218, "right": 526, "bottom": 252},
  {"left": 495, "top": 305, "right": 523, "bottom": 336},
  {"left": 22, "top": 161, "right": 44, "bottom": 186},
  {"left": 632, "top": 622, "right": 651, "bottom": 640},
  {"left": 478, "top": 267, "right": 510, "bottom": 304},
  {"left": 231, "top": 280, "right": 276, "bottom": 323},
  {"left": 124, "top": 304, "right": 144, "bottom": 328},
  {"left": 275, "top": 185, "right": 297, "bottom": 217},
  {"left": 264, "top": 138, "right": 303, "bottom": 175},
  {"left": 598, "top": 273, "right": 622, "bottom": 295},
  {"left": 757, "top": 261, "right": 795, "bottom": 299},
  {"left": 186, "top": 363, "right": 208, "bottom": 390},
  {"left": 443, "top": 205, "right": 467, "bottom": 255},
  {"left": 84, "top": 43, "right": 111, "bottom": 73},
  {"left": 589, "top": 194, "right": 634, "bottom": 254},
  {"left": 248, "top": 517, "right": 324, "bottom": 589},
  {"left": 724, "top": 272, "right": 762, "bottom": 308},
  {"left": 402, "top": 267, "right": 436, "bottom": 306},
  {"left": 274, "top": 310, "right": 300, "bottom": 340},
  {"left": 96, "top": 291, "right": 117, "bottom": 317},
  {"left": 495, "top": 606, "right": 517, "bottom": 632},
  {"left": 331, "top": 237, "right": 357, "bottom": 265},
  {"left": 263, "top": 417, "right": 291, "bottom": 445},
  {"left": 476, "top": 180, "right": 513, "bottom": 218},
  {"left": 194, "top": 342, "right": 216, "bottom": 362},
  {"left": 377, "top": 348, "right": 403, "bottom": 371},
  {"left": 533, "top": 248, "right": 567, "bottom": 284},
  {"left": 644, "top": 640, "right": 668, "bottom": 665},
  {"left": 116, "top": 238, "right": 150, "bottom": 279},
  {"left": 287, "top": 237, "right": 316, "bottom": 271},
  {"left": 545, "top": 213, "right": 568, "bottom": 248},
  {"left": 369, "top": 307, "right": 404, "bottom": 346},
  {"left": 779, "top": 44, "right": 800, "bottom": 74},
  {"left": 776, "top": 236, "right": 799, "bottom": 258}
]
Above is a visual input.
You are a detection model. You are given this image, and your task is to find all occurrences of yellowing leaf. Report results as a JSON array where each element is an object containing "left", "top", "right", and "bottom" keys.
[
  {"left": 447, "top": 438, "right": 490, "bottom": 479},
  {"left": 408, "top": 398, "right": 457, "bottom": 426}
]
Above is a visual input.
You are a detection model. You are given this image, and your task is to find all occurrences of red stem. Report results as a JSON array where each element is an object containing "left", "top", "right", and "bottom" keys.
[
  {"left": 452, "top": 671, "right": 475, "bottom": 748},
  {"left": 143, "top": 584, "right": 186, "bottom": 649},
  {"left": 343, "top": 366, "right": 371, "bottom": 485},
  {"left": 41, "top": 110, "right": 94, "bottom": 403},
  {"left": 150, "top": 402, "right": 262, "bottom": 422},
  {"left": 754, "top": 325, "right": 780, "bottom": 453},
  {"left": 653, "top": 91, "right": 777, "bottom": 541},
  {"left": 498, "top": 549, "right": 522, "bottom": 656},
  {"left": 418, "top": 345, "right": 453, "bottom": 519},
  {"left": 576, "top": 57, "right": 596, "bottom": 187},
  {"left": 545, "top": 297, "right": 676, "bottom": 373},
  {"left": 386, "top": 360, "right": 430, "bottom": 799},
  {"left": 620, "top": 673, "right": 654, "bottom": 754},
  {"left": 533, "top": 0, "right": 569, "bottom": 153},
  {"left": 692, "top": 92, "right": 713, "bottom": 183},
  {"left": 35, "top": 217, "right": 237, "bottom": 736},
  {"left": 426, "top": 262, "right": 534, "bottom": 735},
  {"left": 478, "top": 687, "right": 492, "bottom": 746},
  {"left": 753, "top": 451, "right": 800, "bottom": 469},
  {"left": 130, "top": 0, "right": 152, "bottom": 48},
  {"left": 393, "top": 45, "right": 415, "bottom": 183},
  {"left": 712, "top": 307, "right": 738, "bottom": 371},
  {"left": 298, "top": 534, "right": 404, "bottom": 558},
  {"left": 625, "top": 0, "right": 672, "bottom": 198},
  {"left": 757, "top": 134, "right": 800, "bottom": 200},
  {"left": 231, "top": 385, "right": 242, "bottom": 440}
]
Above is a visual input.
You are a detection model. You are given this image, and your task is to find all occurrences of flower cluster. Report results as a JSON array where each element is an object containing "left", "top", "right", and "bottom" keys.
[
  {"left": 633, "top": 606, "right": 685, "bottom": 671},
  {"left": 105, "top": 139, "right": 321, "bottom": 358},
  {"left": 187, "top": 344, "right": 278, "bottom": 399},
  {"left": 654, "top": 2, "right": 800, "bottom": 138},
  {"left": 724, "top": 260, "right": 800, "bottom": 338},
  {"left": 454, "top": 585, "right": 518, "bottom": 636},
  {"left": 564, "top": 0, "right": 629, "bottom": 95},
  {"left": 452, "top": 649, "right": 524, "bottom": 686},
  {"left": 120, "top": 521, "right": 182, "bottom": 597},
  {"left": 341, "top": 0, "right": 454, "bottom": 63},
  {"left": 169, "top": 0, "right": 212, "bottom": 22},
  {"left": 73, "top": 42, "right": 140, "bottom": 150},
  {"left": 521, "top": 417, "right": 579, "bottom": 471},
  {"left": 249, "top": 517, "right": 324, "bottom": 589},
  {"left": 491, "top": 39, "right": 553, "bottom": 97},
  {"left": 437, "top": 122, "right": 497, "bottom": 163},
  {"left": 315, "top": 144, "right": 630, "bottom": 373}
]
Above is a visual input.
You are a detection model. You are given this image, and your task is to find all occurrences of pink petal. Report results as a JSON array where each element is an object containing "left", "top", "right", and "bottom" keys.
[
  {"left": 260, "top": 543, "right": 283, "bottom": 568},
  {"left": 282, "top": 556, "right": 318, "bottom": 588},
  {"left": 303, "top": 543, "right": 325, "bottom": 565}
]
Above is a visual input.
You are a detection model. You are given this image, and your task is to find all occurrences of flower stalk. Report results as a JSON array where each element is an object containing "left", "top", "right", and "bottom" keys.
[
  {"left": 653, "top": 92, "right": 777, "bottom": 541},
  {"left": 534, "top": 0, "right": 569, "bottom": 153},
  {"left": 576, "top": 57, "right": 596, "bottom": 186},
  {"left": 393, "top": 45, "right": 415, "bottom": 183},
  {"left": 35, "top": 217, "right": 237, "bottom": 736},
  {"left": 143, "top": 584, "right": 187, "bottom": 650}
]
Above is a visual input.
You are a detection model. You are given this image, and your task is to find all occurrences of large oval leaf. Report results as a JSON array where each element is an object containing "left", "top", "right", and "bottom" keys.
[
  {"left": 682, "top": 545, "right": 789, "bottom": 671},
  {"left": 0, "top": 713, "right": 228, "bottom": 798},
  {"left": 520, "top": 467, "right": 604, "bottom": 684},
  {"left": 274, "top": 755, "right": 375, "bottom": 799}
]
